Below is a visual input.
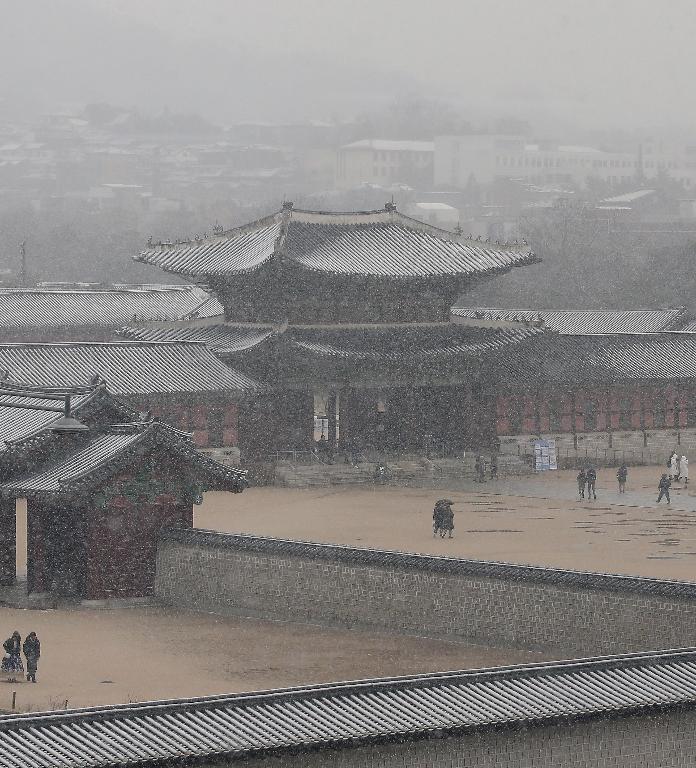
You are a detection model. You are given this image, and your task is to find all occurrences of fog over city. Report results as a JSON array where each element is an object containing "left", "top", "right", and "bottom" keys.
[
  {"left": 4, "top": 3, "right": 696, "bottom": 767},
  {"left": 2, "top": 0, "right": 696, "bottom": 132}
]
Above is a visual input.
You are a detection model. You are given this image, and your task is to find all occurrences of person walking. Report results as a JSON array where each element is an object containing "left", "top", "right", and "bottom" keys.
[
  {"left": 23, "top": 632, "right": 40, "bottom": 683},
  {"left": 657, "top": 473, "right": 671, "bottom": 504},
  {"left": 1, "top": 631, "right": 23, "bottom": 681},
  {"left": 433, "top": 500, "right": 445, "bottom": 537},
  {"left": 669, "top": 450, "right": 679, "bottom": 481},
  {"left": 681, "top": 455, "right": 689, "bottom": 487},
  {"left": 432, "top": 499, "right": 454, "bottom": 538},
  {"left": 490, "top": 453, "right": 498, "bottom": 481},
  {"left": 577, "top": 468, "right": 587, "bottom": 498},
  {"left": 617, "top": 464, "right": 628, "bottom": 494},
  {"left": 586, "top": 466, "right": 597, "bottom": 500},
  {"left": 441, "top": 500, "right": 454, "bottom": 538}
]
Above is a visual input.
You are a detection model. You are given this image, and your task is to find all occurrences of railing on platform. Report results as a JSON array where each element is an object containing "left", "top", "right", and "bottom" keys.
[{"left": 518, "top": 444, "right": 668, "bottom": 468}]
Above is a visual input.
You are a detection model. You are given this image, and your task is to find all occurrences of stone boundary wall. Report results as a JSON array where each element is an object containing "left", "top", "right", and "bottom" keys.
[
  {"left": 156, "top": 529, "right": 696, "bottom": 655},
  {"left": 500, "top": 427, "right": 696, "bottom": 464},
  {"left": 202, "top": 708, "right": 696, "bottom": 768}
]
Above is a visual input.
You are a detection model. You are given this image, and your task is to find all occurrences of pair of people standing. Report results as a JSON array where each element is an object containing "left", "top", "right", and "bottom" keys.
[
  {"left": 576, "top": 467, "right": 597, "bottom": 500},
  {"left": 1, "top": 631, "right": 40, "bottom": 682},
  {"left": 667, "top": 451, "right": 689, "bottom": 485}
]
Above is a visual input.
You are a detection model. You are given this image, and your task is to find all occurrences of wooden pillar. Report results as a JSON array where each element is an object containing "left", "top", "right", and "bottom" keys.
[
  {"left": 327, "top": 390, "right": 337, "bottom": 449},
  {"left": 15, "top": 498, "right": 27, "bottom": 581}
]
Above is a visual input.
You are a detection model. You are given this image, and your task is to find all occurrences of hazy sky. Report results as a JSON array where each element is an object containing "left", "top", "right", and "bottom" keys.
[{"left": 2, "top": 0, "right": 696, "bottom": 131}]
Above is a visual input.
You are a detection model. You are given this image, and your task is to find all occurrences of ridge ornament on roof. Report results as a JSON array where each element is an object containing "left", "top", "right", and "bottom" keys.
[
  {"left": 136, "top": 202, "right": 538, "bottom": 279},
  {"left": 452, "top": 306, "right": 687, "bottom": 335}
]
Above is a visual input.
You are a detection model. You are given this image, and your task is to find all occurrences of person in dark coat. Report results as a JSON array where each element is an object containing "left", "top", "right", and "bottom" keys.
[
  {"left": 433, "top": 501, "right": 443, "bottom": 537},
  {"left": 441, "top": 503, "right": 454, "bottom": 538},
  {"left": 617, "top": 465, "right": 628, "bottom": 494},
  {"left": 577, "top": 468, "right": 587, "bottom": 498},
  {"left": 490, "top": 454, "right": 499, "bottom": 480},
  {"left": 432, "top": 499, "right": 454, "bottom": 538},
  {"left": 23, "top": 632, "right": 40, "bottom": 683},
  {"left": 657, "top": 473, "right": 671, "bottom": 504},
  {"left": 1, "top": 631, "right": 23, "bottom": 680},
  {"left": 586, "top": 466, "right": 597, "bottom": 500}
]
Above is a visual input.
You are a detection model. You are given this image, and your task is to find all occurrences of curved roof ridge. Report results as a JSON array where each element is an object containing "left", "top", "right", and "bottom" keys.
[
  {"left": 135, "top": 204, "right": 537, "bottom": 279},
  {"left": 290, "top": 207, "right": 531, "bottom": 250},
  {"left": 216, "top": 209, "right": 284, "bottom": 238},
  {"left": 454, "top": 306, "right": 685, "bottom": 314},
  {"left": 392, "top": 210, "right": 530, "bottom": 250}
]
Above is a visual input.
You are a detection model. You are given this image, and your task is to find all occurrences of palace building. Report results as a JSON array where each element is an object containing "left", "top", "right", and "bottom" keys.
[
  {"left": 0, "top": 381, "right": 246, "bottom": 601},
  {"left": 454, "top": 307, "right": 696, "bottom": 461},
  {"left": 132, "top": 202, "right": 539, "bottom": 456},
  {"left": 0, "top": 341, "right": 259, "bottom": 450}
]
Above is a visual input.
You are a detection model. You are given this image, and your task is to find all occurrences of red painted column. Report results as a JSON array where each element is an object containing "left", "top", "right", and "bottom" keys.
[
  {"left": 27, "top": 505, "right": 46, "bottom": 594},
  {"left": 560, "top": 393, "right": 573, "bottom": 432},
  {"left": 609, "top": 389, "right": 620, "bottom": 430},
  {"left": 496, "top": 396, "right": 510, "bottom": 435},
  {"left": 223, "top": 403, "right": 239, "bottom": 446},
  {"left": 596, "top": 391, "right": 608, "bottom": 432},
  {"left": 574, "top": 390, "right": 585, "bottom": 433},
  {"left": 678, "top": 389, "right": 688, "bottom": 428},
  {"left": 0, "top": 499, "right": 15, "bottom": 585},
  {"left": 665, "top": 385, "right": 676, "bottom": 428},
  {"left": 631, "top": 389, "right": 642, "bottom": 430},
  {"left": 538, "top": 394, "right": 550, "bottom": 433},
  {"left": 522, "top": 395, "right": 536, "bottom": 433}
]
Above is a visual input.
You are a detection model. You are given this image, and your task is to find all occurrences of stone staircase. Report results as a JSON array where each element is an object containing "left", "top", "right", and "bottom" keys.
[{"left": 274, "top": 453, "right": 532, "bottom": 489}]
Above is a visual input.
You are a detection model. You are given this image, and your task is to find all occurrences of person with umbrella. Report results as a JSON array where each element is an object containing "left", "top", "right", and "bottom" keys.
[{"left": 433, "top": 499, "right": 455, "bottom": 538}]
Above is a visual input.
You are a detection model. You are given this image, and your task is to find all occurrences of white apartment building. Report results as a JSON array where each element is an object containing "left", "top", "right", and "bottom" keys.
[
  {"left": 435, "top": 135, "right": 638, "bottom": 190},
  {"left": 640, "top": 140, "right": 696, "bottom": 190},
  {"left": 336, "top": 139, "right": 434, "bottom": 189}
]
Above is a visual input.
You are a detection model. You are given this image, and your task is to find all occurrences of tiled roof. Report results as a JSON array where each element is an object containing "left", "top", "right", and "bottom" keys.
[
  {"left": 511, "top": 332, "right": 696, "bottom": 383},
  {"left": 119, "top": 324, "right": 542, "bottom": 365},
  {"left": 0, "top": 342, "right": 260, "bottom": 395},
  {"left": 289, "top": 325, "right": 543, "bottom": 362},
  {"left": 451, "top": 307, "right": 685, "bottom": 335},
  {"left": 0, "top": 384, "right": 135, "bottom": 452},
  {"left": 0, "top": 284, "right": 221, "bottom": 328},
  {"left": 136, "top": 220, "right": 283, "bottom": 276},
  {"left": 119, "top": 324, "right": 276, "bottom": 356},
  {"left": 1, "top": 421, "right": 247, "bottom": 498},
  {"left": 600, "top": 189, "right": 656, "bottom": 204},
  {"left": 0, "top": 389, "right": 95, "bottom": 447},
  {"left": 135, "top": 206, "right": 537, "bottom": 279},
  {"left": 341, "top": 139, "right": 435, "bottom": 152},
  {"left": 183, "top": 293, "right": 224, "bottom": 320},
  {"left": 2, "top": 648, "right": 696, "bottom": 767}
]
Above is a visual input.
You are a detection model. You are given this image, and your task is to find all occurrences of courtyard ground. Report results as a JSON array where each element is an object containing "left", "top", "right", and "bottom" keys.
[
  {"left": 0, "top": 606, "right": 547, "bottom": 713},
  {"left": 196, "top": 465, "right": 696, "bottom": 581}
]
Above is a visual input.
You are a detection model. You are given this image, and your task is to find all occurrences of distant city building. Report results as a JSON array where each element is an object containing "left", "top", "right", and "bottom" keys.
[
  {"left": 639, "top": 139, "right": 696, "bottom": 190},
  {"left": 409, "top": 201, "right": 460, "bottom": 228},
  {"left": 336, "top": 139, "right": 434, "bottom": 189},
  {"left": 435, "top": 135, "right": 639, "bottom": 190}
]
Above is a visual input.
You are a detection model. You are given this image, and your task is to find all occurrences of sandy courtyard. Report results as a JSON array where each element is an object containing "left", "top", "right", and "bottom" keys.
[
  {"left": 196, "top": 466, "right": 696, "bottom": 581},
  {"left": 0, "top": 606, "right": 546, "bottom": 714}
]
